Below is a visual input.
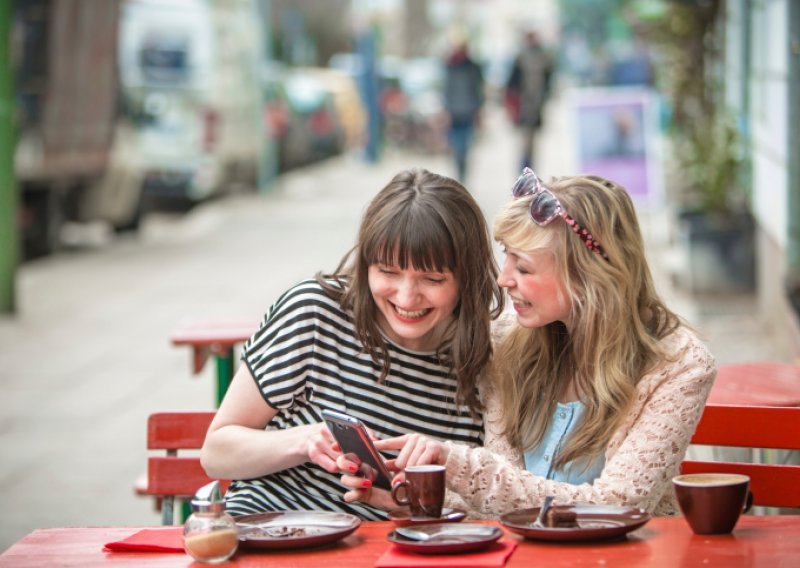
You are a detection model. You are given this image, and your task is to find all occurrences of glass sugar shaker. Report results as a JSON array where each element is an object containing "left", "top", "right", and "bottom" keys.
[{"left": 183, "top": 480, "right": 239, "bottom": 564}]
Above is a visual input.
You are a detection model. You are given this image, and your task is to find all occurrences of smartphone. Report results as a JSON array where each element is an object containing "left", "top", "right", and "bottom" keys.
[{"left": 321, "top": 409, "right": 393, "bottom": 491}]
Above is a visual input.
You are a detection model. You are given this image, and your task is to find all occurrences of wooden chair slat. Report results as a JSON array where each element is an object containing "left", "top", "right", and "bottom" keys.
[
  {"left": 680, "top": 460, "right": 800, "bottom": 508},
  {"left": 147, "top": 412, "right": 215, "bottom": 450},
  {"left": 146, "top": 457, "right": 214, "bottom": 497},
  {"left": 690, "top": 405, "right": 800, "bottom": 450},
  {"left": 683, "top": 404, "right": 800, "bottom": 509}
]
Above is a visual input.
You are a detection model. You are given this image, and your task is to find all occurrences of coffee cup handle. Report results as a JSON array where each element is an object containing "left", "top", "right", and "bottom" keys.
[
  {"left": 391, "top": 480, "right": 411, "bottom": 506},
  {"left": 743, "top": 490, "right": 754, "bottom": 514}
]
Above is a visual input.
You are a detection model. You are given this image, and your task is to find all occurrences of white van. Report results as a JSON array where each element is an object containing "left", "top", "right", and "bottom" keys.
[{"left": 119, "top": 0, "right": 262, "bottom": 203}]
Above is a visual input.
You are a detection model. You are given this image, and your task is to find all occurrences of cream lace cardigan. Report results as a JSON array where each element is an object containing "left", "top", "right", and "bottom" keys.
[{"left": 443, "top": 325, "right": 717, "bottom": 517}]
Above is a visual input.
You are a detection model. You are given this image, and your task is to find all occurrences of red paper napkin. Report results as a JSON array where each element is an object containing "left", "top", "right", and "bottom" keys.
[
  {"left": 374, "top": 538, "right": 518, "bottom": 568},
  {"left": 104, "top": 527, "right": 185, "bottom": 553}
]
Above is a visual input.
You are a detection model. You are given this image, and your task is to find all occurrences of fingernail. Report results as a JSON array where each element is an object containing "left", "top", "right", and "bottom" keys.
[
  {"left": 349, "top": 465, "right": 358, "bottom": 472},
  {"left": 362, "top": 479, "right": 372, "bottom": 488}
]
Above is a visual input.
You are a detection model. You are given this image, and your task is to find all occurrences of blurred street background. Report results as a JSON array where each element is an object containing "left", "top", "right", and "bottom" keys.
[{"left": 1, "top": 0, "right": 799, "bottom": 552}]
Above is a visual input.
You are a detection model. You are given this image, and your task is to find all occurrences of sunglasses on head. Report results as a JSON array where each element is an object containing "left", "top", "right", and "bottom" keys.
[{"left": 511, "top": 168, "right": 609, "bottom": 261}]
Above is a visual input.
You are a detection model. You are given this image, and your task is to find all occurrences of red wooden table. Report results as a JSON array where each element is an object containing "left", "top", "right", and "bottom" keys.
[
  {"left": 708, "top": 362, "right": 800, "bottom": 406},
  {"left": 2, "top": 517, "right": 799, "bottom": 567},
  {"left": 170, "top": 317, "right": 258, "bottom": 406}
]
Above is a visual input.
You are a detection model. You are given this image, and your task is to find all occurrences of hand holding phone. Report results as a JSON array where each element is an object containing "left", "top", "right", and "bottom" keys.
[{"left": 321, "top": 409, "right": 394, "bottom": 491}]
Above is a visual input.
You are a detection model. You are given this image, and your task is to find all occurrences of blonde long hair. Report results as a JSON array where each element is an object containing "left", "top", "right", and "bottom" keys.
[{"left": 493, "top": 175, "right": 682, "bottom": 469}]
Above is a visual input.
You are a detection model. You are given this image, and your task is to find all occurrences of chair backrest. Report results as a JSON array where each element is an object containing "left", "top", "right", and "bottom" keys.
[
  {"left": 146, "top": 411, "right": 228, "bottom": 524},
  {"left": 148, "top": 411, "right": 215, "bottom": 452},
  {"left": 681, "top": 404, "right": 800, "bottom": 508}
]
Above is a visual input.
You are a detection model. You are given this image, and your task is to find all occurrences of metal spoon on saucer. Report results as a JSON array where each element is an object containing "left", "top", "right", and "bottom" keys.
[
  {"left": 533, "top": 495, "right": 555, "bottom": 528},
  {"left": 395, "top": 525, "right": 497, "bottom": 541}
]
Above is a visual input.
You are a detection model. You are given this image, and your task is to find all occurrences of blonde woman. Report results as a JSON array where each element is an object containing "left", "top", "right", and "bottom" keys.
[{"left": 340, "top": 169, "right": 716, "bottom": 516}]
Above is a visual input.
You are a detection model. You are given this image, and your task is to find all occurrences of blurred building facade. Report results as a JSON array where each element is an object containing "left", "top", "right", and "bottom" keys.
[{"left": 724, "top": 0, "right": 800, "bottom": 359}]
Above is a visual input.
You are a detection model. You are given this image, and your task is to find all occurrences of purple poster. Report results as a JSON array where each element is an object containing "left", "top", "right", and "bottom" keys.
[{"left": 569, "top": 87, "right": 663, "bottom": 209}]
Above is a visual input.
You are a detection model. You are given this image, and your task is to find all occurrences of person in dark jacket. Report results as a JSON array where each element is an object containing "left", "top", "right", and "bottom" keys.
[
  {"left": 505, "top": 30, "right": 554, "bottom": 170},
  {"left": 443, "top": 39, "right": 484, "bottom": 183}
]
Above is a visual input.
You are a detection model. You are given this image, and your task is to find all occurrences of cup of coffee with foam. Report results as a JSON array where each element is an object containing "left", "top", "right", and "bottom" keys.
[{"left": 672, "top": 473, "right": 753, "bottom": 535}]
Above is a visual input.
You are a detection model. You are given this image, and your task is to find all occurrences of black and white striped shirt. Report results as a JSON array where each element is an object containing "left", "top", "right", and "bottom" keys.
[{"left": 224, "top": 278, "right": 484, "bottom": 519}]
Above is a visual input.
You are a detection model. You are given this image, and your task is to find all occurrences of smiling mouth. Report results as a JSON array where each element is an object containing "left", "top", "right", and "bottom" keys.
[
  {"left": 509, "top": 296, "right": 531, "bottom": 308},
  {"left": 392, "top": 304, "right": 431, "bottom": 320}
]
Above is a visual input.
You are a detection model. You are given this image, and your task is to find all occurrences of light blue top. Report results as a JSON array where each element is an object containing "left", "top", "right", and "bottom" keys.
[{"left": 522, "top": 400, "right": 605, "bottom": 485}]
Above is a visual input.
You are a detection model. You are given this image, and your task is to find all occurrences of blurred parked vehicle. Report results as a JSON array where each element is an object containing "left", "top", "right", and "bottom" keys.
[
  {"left": 380, "top": 57, "right": 448, "bottom": 154},
  {"left": 118, "top": 0, "right": 263, "bottom": 207},
  {"left": 119, "top": 0, "right": 220, "bottom": 206},
  {"left": 262, "top": 65, "right": 346, "bottom": 172},
  {"left": 12, "top": 0, "right": 145, "bottom": 258},
  {"left": 301, "top": 67, "right": 366, "bottom": 152},
  {"left": 207, "top": 0, "right": 264, "bottom": 189}
]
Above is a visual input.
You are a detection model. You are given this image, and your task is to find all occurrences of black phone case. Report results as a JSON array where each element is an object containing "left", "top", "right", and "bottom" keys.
[{"left": 321, "top": 410, "right": 393, "bottom": 491}]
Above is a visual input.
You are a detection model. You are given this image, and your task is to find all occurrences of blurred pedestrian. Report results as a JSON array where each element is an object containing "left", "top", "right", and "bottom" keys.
[
  {"left": 505, "top": 30, "right": 555, "bottom": 170},
  {"left": 443, "top": 38, "right": 484, "bottom": 183}
]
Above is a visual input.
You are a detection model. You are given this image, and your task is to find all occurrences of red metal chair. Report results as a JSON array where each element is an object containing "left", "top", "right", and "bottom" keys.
[
  {"left": 143, "top": 411, "right": 229, "bottom": 525},
  {"left": 681, "top": 404, "right": 800, "bottom": 508}
]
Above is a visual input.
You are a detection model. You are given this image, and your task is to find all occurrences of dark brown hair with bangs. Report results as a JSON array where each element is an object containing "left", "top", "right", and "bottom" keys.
[{"left": 317, "top": 168, "right": 503, "bottom": 413}]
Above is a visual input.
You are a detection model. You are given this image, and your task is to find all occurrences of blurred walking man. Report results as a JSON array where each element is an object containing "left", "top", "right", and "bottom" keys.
[
  {"left": 443, "top": 39, "right": 484, "bottom": 183},
  {"left": 505, "top": 30, "right": 554, "bottom": 170}
]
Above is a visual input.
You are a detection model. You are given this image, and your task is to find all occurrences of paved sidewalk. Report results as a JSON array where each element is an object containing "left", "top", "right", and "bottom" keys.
[{"left": 0, "top": 93, "right": 787, "bottom": 552}]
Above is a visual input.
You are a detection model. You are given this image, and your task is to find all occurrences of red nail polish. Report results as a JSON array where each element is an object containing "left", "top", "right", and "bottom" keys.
[{"left": 362, "top": 479, "right": 372, "bottom": 488}]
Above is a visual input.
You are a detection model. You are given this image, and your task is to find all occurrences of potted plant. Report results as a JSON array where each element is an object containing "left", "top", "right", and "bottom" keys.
[
  {"left": 637, "top": 0, "right": 755, "bottom": 294},
  {"left": 674, "top": 109, "right": 755, "bottom": 294}
]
